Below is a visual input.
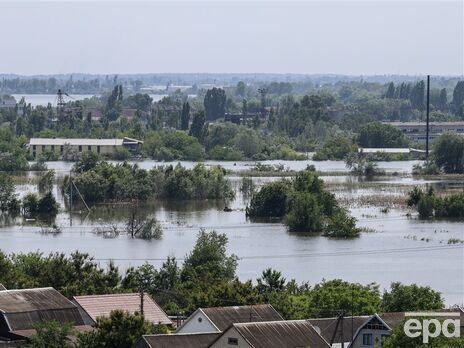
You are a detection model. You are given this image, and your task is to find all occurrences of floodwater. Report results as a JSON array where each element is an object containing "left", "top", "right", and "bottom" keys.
[
  {"left": 1, "top": 162, "right": 463, "bottom": 305},
  {"left": 41, "top": 158, "right": 424, "bottom": 175}
]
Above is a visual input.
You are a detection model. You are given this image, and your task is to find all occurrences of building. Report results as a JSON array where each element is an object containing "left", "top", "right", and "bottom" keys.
[
  {"left": 0, "top": 97, "right": 16, "bottom": 110},
  {"left": 73, "top": 293, "right": 173, "bottom": 327},
  {"left": 358, "top": 148, "right": 426, "bottom": 159},
  {"left": 385, "top": 121, "right": 464, "bottom": 144},
  {"left": 176, "top": 304, "right": 283, "bottom": 334},
  {"left": 209, "top": 320, "right": 331, "bottom": 348},
  {"left": 28, "top": 137, "right": 143, "bottom": 159},
  {"left": 0, "top": 287, "right": 86, "bottom": 342},
  {"left": 135, "top": 332, "right": 222, "bottom": 348}
]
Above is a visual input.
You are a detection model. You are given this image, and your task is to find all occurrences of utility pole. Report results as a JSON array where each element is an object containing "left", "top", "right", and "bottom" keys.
[
  {"left": 426, "top": 75, "right": 430, "bottom": 160},
  {"left": 69, "top": 171, "right": 72, "bottom": 226}
]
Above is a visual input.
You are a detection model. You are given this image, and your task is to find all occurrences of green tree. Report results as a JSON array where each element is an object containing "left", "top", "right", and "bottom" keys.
[
  {"left": 432, "top": 133, "right": 464, "bottom": 173},
  {"left": 246, "top": 180, "right": 289, "bottom": 217},
  {"left": 382, "top": 282, "right": 444, "bottom": 312},
  {"left": 181, "top": 230, "right": 238, "bottom": 285},
  {"left": 285, "top": 191, "right": 324, "bottom": 232},
  {"left": 358, "top": 122, "right": 409, "bottom": 148},
  {"left": 189, "top": 111, "right": 206, "bottom": 143},
  {"left": 439, "top": 88, "right": 447, "bottom": 110},
  {"left": 204, "top": 87, "right": 226, "bottom": 121},
  {"left": 77, "top": 310, "right": 163, "bottom": 348},
  {"left": 324, "top": 210, "right": 361, "bottom": 238},
  {"left": 385, "top": 82, "right": 395, "bottom": 99},
  {"left": 410, "top": 80, "right": 425, "bottom": 110},
  {"left": 383, "top": 319, "right": 464, "bottom": 348},
  {"left": 236, "top": 81, "right": 246, "bottom": 98},
  {"left": 452, "top": 80, "right": 464, "bottom": 112},
  {"left": 180, "top": 102, "right": 190, "bottom": 131},
  {"left": 28, "top": 321, "right": 76, "bottom": 348},
  {"left": 257, "top": 268, "right": 286, "bottom": 293},
  {"left": 0, "top": 173, "right": 19, "bottom": 212}
]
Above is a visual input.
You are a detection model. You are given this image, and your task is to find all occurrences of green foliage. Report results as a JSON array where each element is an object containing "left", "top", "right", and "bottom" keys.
[
  {"left": 431, "top": 133, "right": 464, "bottom": 173},
  {"left": 313, "top": 135, "right": 357, "bottom": 160},
  {"left": 64, "top": 162, "right": 233, "bottom": 204},
  {"left": 181, "top": 229, "right": 238, "bottom": 285},
  {"left": 38, "top": 169, "right": 55, "bottom": 193},
  {"left": 324, "top": 210, "right": 361, "bottom": 238},
  {"left": 204, "top": 87, "right": 226, "bottom": 121},
  {"left": 0, "top": 251, "right": 120, "bottom": 297},
  {"left": 246, "top": 180, "right": 290, "bottom": 217},
  {"left": 73, "top": 151, "right": 101, "bottom": 173},
  {"left": 306, "top": 279, "right": 382, "bottom": 318},
  {"left": 180, "top": 101, "right": 190, "bottom": 131},
  {"left": 28, "top": 321, "right": 75, "bottom": 348},
  {"left": 0, "top": 173, "right": 19, "bottom": 212},
  {"left": 345, "top": 154, "right": 385, "bottom": 177},
  {"left": 143, "top": 130, "right": 205, "bottom": 161},
  {"left": 286, "top": 191, "right": 324, "bottom": 232},
  {"left": 257, "top": 268, "right": 286, "bottom": 294},
  {"left": 189, "top": 111, "right": 207, "bottom": 143},
  {"left": 382, "top": 282, "right": 444, "bottom": 312},
  {"left": 77, "top": 310, "right": 163, "bottom": 348},
  {"left": 358, "top": 122, "right": 409, "bottom": 148},
  {"left": 21, "top": 191, "right": 59, "bottom": 216},
  {"left": 208, "top": 146, "right": 244, "bottom": 161},
  {"left": 452, "top": 80, "right": 464, "bottom": 113},
  {"left": 407, "top": 186, "right": 464, "bottom": 219},
  {"left": 0, "top": 127, "right": 29, "bottom": 171},
  {"left": 110, "top": 146, "right": 131, "bottom": 160},
  {"left": 383, "top": 318, "right": 464, "bottom": 348}
]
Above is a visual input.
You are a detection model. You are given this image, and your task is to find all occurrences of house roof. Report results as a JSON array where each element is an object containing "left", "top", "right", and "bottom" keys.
[
  {"left": 73, "top": 293, "right": 172, "bottom": 326},
  {"left": 307, "top": 316, "right": 370, "bottom": 344},
  {"left": 199, "top": 304, "right": 284, "bottom": 331},
  {"left": 28, "top": 137, "right": 142, "bottom": 146},
  {"left": 0, "top": 287, "right": 84, "bottom": 331},
  {"left": 0, "top": 288, "right": 76, "bottom": 313},
  {"left": 358, "top": 148, "right": 424, "bottom": 154},
  {"left": 0, "top": 284, "right": 6, "bottom": 291},
  {"left": 229, "top": 320, "right": 331, "bottom": 348},
  {"left": 139, "top": 332, "right": 221, "bottom": 348}
]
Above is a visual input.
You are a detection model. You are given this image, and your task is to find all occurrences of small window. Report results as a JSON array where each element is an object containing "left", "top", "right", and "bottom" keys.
[
  {"left": 88, "top": 145, "right": 91, "bottom": 151},
  {"left": 97, "top": 145, "right": 101, "bottom": 154},
  {"left": 42, "top": 145, "right": 45, "bottom": 151},
  {"left": 32, "top": 145, "right": 36, "bottom": 150},
  {"left": 228, "top": 337, "right": 238, "bottom": 345},
  {"left": 197, "top": 317, "right": 202, "bottom": 323},
  {"left": 363, "top": 333, "right": 373, "bottom": 346},
  {"left": 60, "top": 145, "right": 64, "bottom": 154},
  {"left": 51, "top": 145, "right": 55, "bottom": 151},
  {"left": 78, "top": 145, "right": 82, "bottom": 152}
]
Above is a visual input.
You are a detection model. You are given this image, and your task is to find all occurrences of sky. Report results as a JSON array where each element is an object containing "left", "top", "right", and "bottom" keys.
[{"left": 0, "top": 0, "right": 462, "bottom": 76}]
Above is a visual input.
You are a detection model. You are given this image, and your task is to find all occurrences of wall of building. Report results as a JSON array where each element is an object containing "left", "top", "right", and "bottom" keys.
[
  {"left": 29, "top": 144, "right": 117, "bottom": 159},
  {"left": 209, "top": 327, "right": 251, "bottom": 348},
  {"left": 176, "top": 311, "right": 218, "bottom": 334},
  {"left": 351, "top": 328, "right": 390, "bottom": 348}
]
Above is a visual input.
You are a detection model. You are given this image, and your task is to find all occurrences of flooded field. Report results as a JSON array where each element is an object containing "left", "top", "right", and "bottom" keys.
[{"left": 1, "top": 161, "right": 463, "bottom": 305}]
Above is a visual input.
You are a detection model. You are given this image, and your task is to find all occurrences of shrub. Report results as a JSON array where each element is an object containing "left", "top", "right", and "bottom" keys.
[
  {"left": 323, "top": 210, "right": 361, "bottom": 238},
  {"left": 246, "top": 181, "right": 290, "bottom": 217}
]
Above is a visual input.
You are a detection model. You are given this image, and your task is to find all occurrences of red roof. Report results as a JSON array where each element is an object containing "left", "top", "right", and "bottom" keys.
[{"left": 73, "top": 293, "right": 172, "bottom": 326}]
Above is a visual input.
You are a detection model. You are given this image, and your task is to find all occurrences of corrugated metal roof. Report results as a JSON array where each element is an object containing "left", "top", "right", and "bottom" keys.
[
  {"left": 0, "top": 288, "right": 84, "bottom": 331},
  {"left": 358, "top": 148, "right": 412, "bottom": 153},
  {"left": 0, "top": 288, "right": 76, "bottom": 313},
  {"left": 73, "top": 293, "right": 172, "bottom": 326},
  {"left": 29, "top": 138, "right": 124, "bottom": 146},
  {"left": 140, "top": 332, "right": 221, "bottom": 348},
  {"left": 232, "top": 320, "right": 331, "bottom": 348},
  {"left": 201, "top": 304, "right": 283, "bottom": 331}
]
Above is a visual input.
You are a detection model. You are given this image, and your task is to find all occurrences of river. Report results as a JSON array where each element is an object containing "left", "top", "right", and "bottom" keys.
[{"left": 1, "top": 160, "right": 463, "bottom": 305}]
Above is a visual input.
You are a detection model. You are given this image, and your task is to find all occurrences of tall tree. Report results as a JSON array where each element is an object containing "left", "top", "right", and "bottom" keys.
[
  {"left": 204, "top": 88, "right": 226, "bottom": 121},
  {"left": 385, "top": 82, "right": 395, "bottom": 99},
  {"left": 189, "top": 110, "right": 206, "bottom": 143},
  {"left": 439, "top": 88, "right": 448, "bottom": 110},
  {"left": 235, "top": 81, "right": 246, "bottom": 97},
  {"left": 452, "top": 81, "right": 464, "bottom": 112},
  {"left": 180, "top": 102, "right": 190, "bottom": 131},
  {"left": 409, "top": 80, "right": 425, "bottom": 110}
]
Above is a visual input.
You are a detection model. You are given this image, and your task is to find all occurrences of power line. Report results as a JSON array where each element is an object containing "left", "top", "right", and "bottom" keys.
[{"left": 89, "top": 245, "right": 463, "bottom": 262}]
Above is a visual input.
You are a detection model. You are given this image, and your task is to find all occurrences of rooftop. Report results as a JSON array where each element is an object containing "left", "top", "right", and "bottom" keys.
[
  {"left": 73, "top": 293, "right": 172, "bottom": 326},
  {"left": 385, "top": 121, "right": 464, "bottom": 126},
  {"left": 229, "top": 320, "right": 330, "bottom": 348},
  {"left": 307, "top": 316, "right": 370, "bottom": 344},
  {"left": 28, "top": 137, "right": 142, "bottom": 146},
  {"left": 200, "top": 304, "right": 284, "bottom": 331},
  {"left": 139, "top": 332, "right": 221, "bottom": 348}
]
